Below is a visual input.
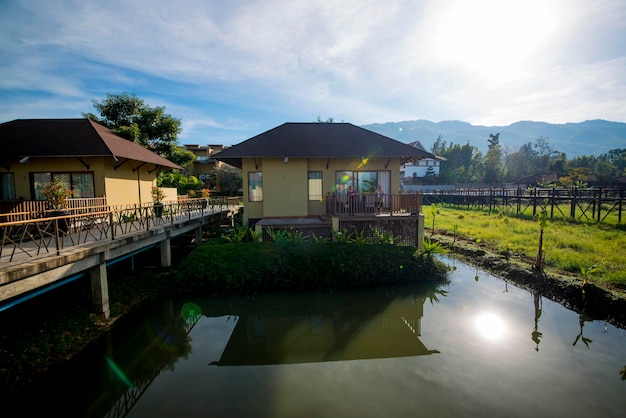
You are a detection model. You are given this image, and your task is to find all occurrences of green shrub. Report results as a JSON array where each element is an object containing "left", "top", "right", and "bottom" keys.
[{"left": 173, "top": 241, "right": 449, "bottom": 294}]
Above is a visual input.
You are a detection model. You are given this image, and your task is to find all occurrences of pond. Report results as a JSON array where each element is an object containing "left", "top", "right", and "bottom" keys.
[{"left": 14, "top": 256, "right": 626, "bottom": 417}]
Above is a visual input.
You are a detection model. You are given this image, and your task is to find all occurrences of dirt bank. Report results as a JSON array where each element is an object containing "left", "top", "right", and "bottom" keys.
[{"left": 432, "top": 232, "right": 626, "bottom": 329}]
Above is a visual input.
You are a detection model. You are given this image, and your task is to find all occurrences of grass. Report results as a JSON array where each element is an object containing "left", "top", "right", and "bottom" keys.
[{"left": 424, "top": 205, "right": 626, "bottom": 289}]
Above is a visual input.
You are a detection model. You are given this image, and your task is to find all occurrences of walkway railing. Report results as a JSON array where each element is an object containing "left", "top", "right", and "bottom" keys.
[{"left": 0, "top": 197, "right": 242, "bottom": 263}]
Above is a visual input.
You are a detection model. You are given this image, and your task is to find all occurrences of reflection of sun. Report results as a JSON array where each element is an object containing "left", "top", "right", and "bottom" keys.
[{"left": 475, "top": 312, "right": 506, "bottom": 340}]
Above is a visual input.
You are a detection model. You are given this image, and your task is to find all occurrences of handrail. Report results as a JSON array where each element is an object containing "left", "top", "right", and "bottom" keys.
[
  {"left": 326, "top": 193, "right": 422, "bottom": 216},
  {"left": 0, "top": 197, "right": 242, "bottom": 263}
]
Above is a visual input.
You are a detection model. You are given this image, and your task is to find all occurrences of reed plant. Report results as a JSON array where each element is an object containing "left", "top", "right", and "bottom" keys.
[{"left": 424, "top": 206, "right": 626, "bottom": 289}]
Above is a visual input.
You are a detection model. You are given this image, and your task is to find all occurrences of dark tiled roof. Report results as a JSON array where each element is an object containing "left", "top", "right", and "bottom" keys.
[
  {"left": 215, "top": 122, "right": 436, "bottom": 168},
  {"left": 0, "top": 119, "right": 182, "bottom": 170}
]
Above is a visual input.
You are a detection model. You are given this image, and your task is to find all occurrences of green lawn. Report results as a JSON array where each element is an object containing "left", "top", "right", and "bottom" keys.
[{"left": 424, "top": 205, "right": 626, "bottom": 289}]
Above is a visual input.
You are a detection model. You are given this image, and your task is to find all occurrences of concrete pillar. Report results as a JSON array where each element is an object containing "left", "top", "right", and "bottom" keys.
[
  {"left": 194, "top": 227, "right": 203, "bottom": 246},
  {"left": 160, "top": 238, "right": 171, "bottom": 267},
  {"left": 90, "top": 262, "right": 110, "bottom": 320},
  {"left": 331, "top": 216, "right": 339, "bottom": 241},
  {"left": 417, "top": 213, "right": 425, "bottom": 250}
]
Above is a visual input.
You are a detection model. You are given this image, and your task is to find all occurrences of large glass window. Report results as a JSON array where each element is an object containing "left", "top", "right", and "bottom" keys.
[
  {"left": 0, "top": 173, "right": 16, "bottom": 200},
  {"left": 308, "top": 171, "right": 322, "bottom": 201},
  {"left": 335, "top": 170, "right": 390, "bottom": 196},
  {"left": 248, "top": 172, "right": 263, "bottom": 202},
  {"left": 32, "top": 172, "right": 94, "bottom": 200}
]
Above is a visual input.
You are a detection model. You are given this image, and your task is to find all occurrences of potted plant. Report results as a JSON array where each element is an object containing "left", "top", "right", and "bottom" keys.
[
  {"left": 40, "top": 177, "right": 72, "bottom": 232},
  {"left": 152, "top": 186, "right": 165, "bottom": 217}
]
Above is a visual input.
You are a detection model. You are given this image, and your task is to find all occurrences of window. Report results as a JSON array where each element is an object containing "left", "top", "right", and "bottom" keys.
[
  {"left": 336, "top": 170, "right": 390, "bottom": 196},
  {"left": 248, "top": 172, "right": 263, "bottom": 202},
  {"left": 308, "top": 171, "right": 322, "bottom": 201},
  {"left": 0, "top": 173, "right": 16, "bottom": 200},
  {"left": 32, "top": 172, "right": 95, "bottom": 200}
]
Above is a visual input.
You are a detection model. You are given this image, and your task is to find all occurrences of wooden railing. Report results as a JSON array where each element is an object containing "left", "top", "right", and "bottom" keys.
[
  {"left": 326, "top": 193, "right": 422, "bottom": 216},
  {"left": 0, "top": 197, "right": 108, "bottom": 222},
  {"left": 0, "top": 197, "right": 242, "bottom": 263}
]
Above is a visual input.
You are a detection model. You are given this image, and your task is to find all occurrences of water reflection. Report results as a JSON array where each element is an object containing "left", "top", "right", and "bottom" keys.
[
  {"left": 11, "top": 258, "right": 626, "bottom": 418},
  {"left": 208, "top": 286, "right": 442, "bottom": 366},
  {"left": 475, "top": 312, "right": 506, "bottom": 340}
]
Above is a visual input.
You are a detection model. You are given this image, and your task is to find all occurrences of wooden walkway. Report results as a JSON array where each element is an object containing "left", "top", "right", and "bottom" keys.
[{"left": 0, "top": 198, "right": 242, "bottom": 313}]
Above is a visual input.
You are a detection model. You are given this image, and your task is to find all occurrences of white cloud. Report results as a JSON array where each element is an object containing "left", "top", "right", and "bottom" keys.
[{"left": 0, "top": 0, "right": 624, "bottom": 141}]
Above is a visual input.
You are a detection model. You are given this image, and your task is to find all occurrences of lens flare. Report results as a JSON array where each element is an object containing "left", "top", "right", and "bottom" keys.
[
  {"left": 181, "top": 302, "right": 202, "bottom": 321},
  {"left": 105, "top": 355, "right": 134, "bottom": 388}
]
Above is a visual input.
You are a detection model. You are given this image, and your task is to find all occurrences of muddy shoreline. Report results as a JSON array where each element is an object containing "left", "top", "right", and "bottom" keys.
[{"left": 432, "top": 232, "right": 626, "bottom": 329}]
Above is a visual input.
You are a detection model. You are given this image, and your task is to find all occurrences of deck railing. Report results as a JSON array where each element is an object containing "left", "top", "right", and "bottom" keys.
[
  {"left": 326, "top": 192, "right": 422, "bottom": 217},
  {"left": 0, "top": 197, "right": 242, "bottom": 263}
]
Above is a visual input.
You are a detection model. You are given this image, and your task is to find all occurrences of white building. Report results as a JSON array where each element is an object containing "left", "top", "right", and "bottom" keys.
[{"left": 400, "top": 141, "right": 445, "bottom": 183}]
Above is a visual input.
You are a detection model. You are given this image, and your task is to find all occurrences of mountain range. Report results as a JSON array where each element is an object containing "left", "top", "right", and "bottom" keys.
[{"left": 362, "top": 119, "right": 626, "bottom": 158}]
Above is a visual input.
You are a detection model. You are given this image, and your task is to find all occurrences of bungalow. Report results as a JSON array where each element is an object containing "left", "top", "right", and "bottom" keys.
[
  {"left": 0, "top": 118, "right": 182, "bottom": 208},
  {"left": 215, "top": 122, "right": 436, "bottom": 230}
]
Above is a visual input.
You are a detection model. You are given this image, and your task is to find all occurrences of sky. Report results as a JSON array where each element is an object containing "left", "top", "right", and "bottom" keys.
[{"left": 1, "top": 0, "right": 625, "bottom": 146}]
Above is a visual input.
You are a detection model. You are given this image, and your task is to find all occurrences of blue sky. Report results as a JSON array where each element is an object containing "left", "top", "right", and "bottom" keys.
[{"left": 1, "top": 0, "right": 625, "bottom": 147}]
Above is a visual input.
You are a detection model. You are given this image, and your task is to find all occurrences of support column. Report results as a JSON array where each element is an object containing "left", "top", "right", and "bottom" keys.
[
  {"left": 90, "top": 262, "right": 110, "bottom": 320},
  {"left": 160, "top": 237, "right": 172, "bottom": 267},
  {"left": 331, "top": 216, "right": 339, "bottom": 241},
  {"left": 254, "top": 223, "right": 263, "bottom": 242},
  {"left": 194, "top": 227, "right": 203, "bottom": 246},
  {"left": 417, "top": 213, "right": 425, "bottom": 250}
]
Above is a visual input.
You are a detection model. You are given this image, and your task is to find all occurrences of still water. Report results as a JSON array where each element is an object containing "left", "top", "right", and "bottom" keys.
[{"left": 20, "top": 257, "right": 626, "bottom": 417}]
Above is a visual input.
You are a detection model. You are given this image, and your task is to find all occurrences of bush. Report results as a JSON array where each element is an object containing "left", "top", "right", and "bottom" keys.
[{"left": 173, "top": 241, "right": 449, "bottom": 294}]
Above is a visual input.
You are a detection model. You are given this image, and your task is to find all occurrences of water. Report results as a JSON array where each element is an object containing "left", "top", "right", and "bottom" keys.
[{"left": 15, "top": 257, "right": 626, "bottom": 417}]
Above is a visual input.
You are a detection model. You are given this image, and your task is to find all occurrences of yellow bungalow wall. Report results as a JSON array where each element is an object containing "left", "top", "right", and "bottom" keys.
[
  {"left": 240, "top": 156, "right": 403, "bottom": 225},
  {"left": 6, "top": 156, "right": 160, "bottom": 207}
]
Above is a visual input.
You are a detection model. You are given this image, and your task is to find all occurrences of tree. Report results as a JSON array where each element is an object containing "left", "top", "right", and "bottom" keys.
[
  {"left": 83, "top": 92, "right": 188, "bottom": 165},
  {"left": 484, "top": 133, "right": 503, "bottom": 186}
]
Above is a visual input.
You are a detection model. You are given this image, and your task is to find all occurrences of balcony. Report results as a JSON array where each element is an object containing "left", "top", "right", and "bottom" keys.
[{"left": 326, "top": 193, "right": 423, "bottom": 217}]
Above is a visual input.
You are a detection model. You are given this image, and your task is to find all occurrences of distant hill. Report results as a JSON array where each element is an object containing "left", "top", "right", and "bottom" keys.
[{"left": 362, "top": 119, "right": 626, "bottom": 158}]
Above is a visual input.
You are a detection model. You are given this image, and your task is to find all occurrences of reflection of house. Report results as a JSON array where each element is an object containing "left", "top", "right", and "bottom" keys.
[
  {"left": 208, "top": 291, "right": 439, "bottom": 366},
  {"left": 180, "top": 144, "right": 229, "bottom": 189},
  {"left": 215, "top": 123, "right": 436, "bottom": 226},
  {"left": 401, "top": 140, "right": 445, "bottom": 183},
  {"left": 0, "top": 119, "right": 182, "bottom": 206}
]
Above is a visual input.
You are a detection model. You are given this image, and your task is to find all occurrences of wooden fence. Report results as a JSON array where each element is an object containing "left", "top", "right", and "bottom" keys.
[{"left": 422, "top": 187, "right": 624, "bottom": 224}]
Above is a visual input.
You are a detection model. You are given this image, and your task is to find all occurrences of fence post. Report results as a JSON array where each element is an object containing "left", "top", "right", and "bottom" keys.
[
  {"left": 597, "top": 188, "right": 602, "bottom": 222},
  {"left": 110, "top": 212, "right": 115, "bottom": 240}
]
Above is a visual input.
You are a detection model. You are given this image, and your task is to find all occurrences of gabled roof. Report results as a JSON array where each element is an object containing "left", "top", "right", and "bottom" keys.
[
  {"left": 407, "top": 140, "right": 446, "bottom": 161},
  {"left": 0, "top": 118, "right": 182, "bottom": 170},
  {"left": 215, "top": 122, "right": 436, "bottom": 168}
]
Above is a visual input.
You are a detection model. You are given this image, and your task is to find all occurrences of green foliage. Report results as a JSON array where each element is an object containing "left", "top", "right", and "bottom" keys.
[
  {"left": 173, "top": 241, "right": 450, "bottom": 294},
  {"left": 84, "top": 92, "right": 182, "bottom": 162},
  {"left": 222, "top": 226, "right": 250, "bottom": 243},
  {"left": 332, "top": 228, "right": 355, "bottom": 243},
  {"left": 157, "top": 171, "right": 202, "bottom": 194},
  {"left": 417, "top": 239, "right": 448, "bottom": 258}
]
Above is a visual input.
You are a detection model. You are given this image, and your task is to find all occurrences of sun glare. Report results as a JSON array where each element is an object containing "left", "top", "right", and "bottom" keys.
[
  {"left": 475, "top": 312, "right": 506, "bottom": 340},
  {"left": 432, "top": 0, "right": 556, "bottom": 81}
]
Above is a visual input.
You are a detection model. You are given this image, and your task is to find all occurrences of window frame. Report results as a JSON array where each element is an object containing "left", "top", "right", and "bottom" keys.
[
  {"left": 308, "top": 171, "right": 323, "bottom": 201},
  {"left": 248, "top": 171, "right": 263, "bottom": 202}
]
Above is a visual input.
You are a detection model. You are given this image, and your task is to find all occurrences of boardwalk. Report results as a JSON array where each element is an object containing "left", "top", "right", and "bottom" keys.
[{"left": 0, "top": 197, "right": 242, "bottom": 316}]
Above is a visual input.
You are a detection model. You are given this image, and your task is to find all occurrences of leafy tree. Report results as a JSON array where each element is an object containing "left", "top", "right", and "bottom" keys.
[
  {"left": 83, "top": 92, "right": 190, "bottom": 166},
  {"left": 484, "top": 133, "right": 503, "bottom": 186}
]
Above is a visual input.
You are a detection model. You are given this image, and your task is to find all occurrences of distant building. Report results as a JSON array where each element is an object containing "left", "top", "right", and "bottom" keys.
[
  {"left": 181, "top": 144, "right": 230, "bottom": 189},
  {"left": 400, "top": 141, "right": 445, "bottom": 184}
]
